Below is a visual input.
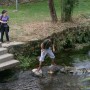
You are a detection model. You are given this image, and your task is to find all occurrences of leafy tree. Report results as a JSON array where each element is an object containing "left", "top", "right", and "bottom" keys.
[{"left": 61, "top": 0, "right": 78, "bottom": 22}]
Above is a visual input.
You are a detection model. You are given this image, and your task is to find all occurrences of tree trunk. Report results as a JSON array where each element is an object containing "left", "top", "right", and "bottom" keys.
[
  {"left": 61, "top": 0, "right": 74, "bottom": 22},
  {"left": 48, "top": 0, "right": 58, "bottom": 22}
]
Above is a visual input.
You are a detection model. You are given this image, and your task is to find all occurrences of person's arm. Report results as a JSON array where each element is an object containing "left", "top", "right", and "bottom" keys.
[
  {"left": 52, "top": 44, "right": 55, "bottom": 52},
  {"left": 41, "top": 43, "right": 44, "bottom": 50},
  {"left": 0, "top": 20, "right": 3, "bottom": 23},
  {"left": 1, "top": 21, "right": 7, "bottom": 23},
  {"left": 0, "top": 20, "right": 8, "bottom": 23}
]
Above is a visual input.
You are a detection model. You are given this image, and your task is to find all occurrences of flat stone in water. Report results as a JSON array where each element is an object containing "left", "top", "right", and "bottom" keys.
[
  {"left": 48, "top": 65, "right": 60, "bottom": 75},
  {"left": 32, "top": 68, "right": 43, "bottom": 77}
]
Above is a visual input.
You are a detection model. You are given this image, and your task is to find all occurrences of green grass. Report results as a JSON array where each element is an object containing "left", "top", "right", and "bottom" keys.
[
  {"left": 0, "top": 1, "right": 50, "bottom": 24},
  {"left": 0, "top": 0, "right": 90, "bottom": 24},
  {"left": 74, "top": 0, "right": 90, "bottom": 15}
]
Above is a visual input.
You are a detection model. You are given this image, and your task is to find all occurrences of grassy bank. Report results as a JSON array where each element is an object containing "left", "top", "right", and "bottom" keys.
[
  {"left": 0, "top": 0, "right": 90, "bottom": 41},
  {"left": 0, "top": 0, "right": 90, "bottom": 24}
]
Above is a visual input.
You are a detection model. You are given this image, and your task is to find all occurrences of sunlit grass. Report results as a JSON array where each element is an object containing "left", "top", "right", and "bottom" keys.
[{"left": 0, "top": 0, "right": 89, "bottom": 24}]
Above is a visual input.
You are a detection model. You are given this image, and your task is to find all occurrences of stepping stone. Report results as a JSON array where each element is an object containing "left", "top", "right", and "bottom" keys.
[{"left": 48, "top": 65, "right": 60, "bottom": 74}]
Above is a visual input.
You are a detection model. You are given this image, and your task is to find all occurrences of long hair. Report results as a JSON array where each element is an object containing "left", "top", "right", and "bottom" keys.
[{"left": 2, "top": 10, "right": 7, "bottom": 14}]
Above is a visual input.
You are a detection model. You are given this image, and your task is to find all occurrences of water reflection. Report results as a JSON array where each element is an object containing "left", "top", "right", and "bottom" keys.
[{"left": 72, "top": 51, "right": 90, "bottom": 90}]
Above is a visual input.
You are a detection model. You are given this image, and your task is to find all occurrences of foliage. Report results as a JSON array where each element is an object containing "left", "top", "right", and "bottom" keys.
[
  {"left": 11, "top": 26, "right": 90, "bottom": 69},
  {"left": 53, "top": 26, "right": 90, "bottom": 51},
  {"left": 61, "top": 0, "right": 79, "bottom": 22},
  {"left": 17, "top": 55, "right": 38, "bottom": 70}
]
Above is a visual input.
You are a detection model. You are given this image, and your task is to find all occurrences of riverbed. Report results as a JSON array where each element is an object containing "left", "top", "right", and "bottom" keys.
[{"left": 0, "top": 48, "right": 90, "bottom": 90}]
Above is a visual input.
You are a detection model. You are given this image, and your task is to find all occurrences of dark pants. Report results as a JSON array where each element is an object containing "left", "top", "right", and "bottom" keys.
[{"left": 0, "top": 25, "right": 9, "bottom": 42}]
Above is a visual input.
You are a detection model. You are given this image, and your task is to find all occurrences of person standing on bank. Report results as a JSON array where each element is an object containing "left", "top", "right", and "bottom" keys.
[
  {"left": 0, "top": 10, "right": 9, "bottom": 43},
  {"left": 37, "top": 37, "right": 56, "bottom": 71}
]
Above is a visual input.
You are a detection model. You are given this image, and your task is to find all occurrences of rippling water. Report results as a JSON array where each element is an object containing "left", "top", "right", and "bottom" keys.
[{"left": 1, "top": 48, "right": 90, "bottom": 90}]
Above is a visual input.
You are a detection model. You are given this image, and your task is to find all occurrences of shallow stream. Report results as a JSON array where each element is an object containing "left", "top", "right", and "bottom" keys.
[{"left": 1, "top": 47, "right": 90, "bottom": 90}]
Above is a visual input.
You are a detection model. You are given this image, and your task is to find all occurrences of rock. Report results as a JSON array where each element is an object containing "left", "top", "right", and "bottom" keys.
[
  {"left": 32, "top": 68, "right": 43, "bottom": 77},
  {"left": 60, "top": 66, "right": 76, "bottom": 74},
  {"left": 48, "top": 65, "right": 60, "bottom": 74}
]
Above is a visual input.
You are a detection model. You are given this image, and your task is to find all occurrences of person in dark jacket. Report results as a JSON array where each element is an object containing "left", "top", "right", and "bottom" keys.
[
  {"left": 0, "top": 10, "right": 9, "bottom": 43},
  {"left": 37, "top": 37, "right": 56, "bottom": 71}
]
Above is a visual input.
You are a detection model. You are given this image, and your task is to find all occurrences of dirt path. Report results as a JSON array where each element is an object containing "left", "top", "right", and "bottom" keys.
[{"left": 10, "top": 17, "right": 90, "bottom": 42}]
